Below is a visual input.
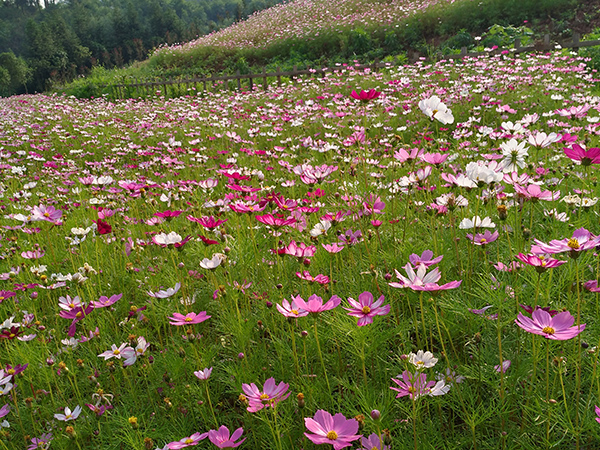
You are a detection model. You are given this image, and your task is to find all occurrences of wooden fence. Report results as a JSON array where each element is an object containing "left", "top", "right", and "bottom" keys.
[{"left": 100, "top": 32, "right": 599, "bottom": 99}]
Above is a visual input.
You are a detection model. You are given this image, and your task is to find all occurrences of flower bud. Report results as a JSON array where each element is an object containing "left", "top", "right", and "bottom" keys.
[
  {"left": 128, "top": 417, "right": 138, "bottom": 429},
  {"left": 371, "top": 409, "right": 381, "bottom": 420},
  {"left": 297, "top": 393, "right": 305, "bottom": 409}
]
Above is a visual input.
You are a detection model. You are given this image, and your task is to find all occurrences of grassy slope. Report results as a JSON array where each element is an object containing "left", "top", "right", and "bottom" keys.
[{"left": 58, "top": 0, "right": 600, "bottom": 98}]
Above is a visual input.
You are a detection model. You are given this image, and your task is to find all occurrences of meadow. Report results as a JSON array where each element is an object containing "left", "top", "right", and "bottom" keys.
[{"left": 1, "top": 50, "right": 600, "bottom": 449}]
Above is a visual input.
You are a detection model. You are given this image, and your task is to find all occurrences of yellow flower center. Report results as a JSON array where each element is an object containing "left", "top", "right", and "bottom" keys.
[
  {"left": 185, "top": 317, "right": 193, "bottom": 322},
  {"left": 480, "top": 238, "right": 487, "bottom": 243},
  {"left": 362, "top": 306, "right": 371, "bottom": 314},
  {"left": 408, "top": 386, "right": 416, "bottom": 393},
  {"left": 114, "top": 349, "right": 120, "bottom": 355},
  {"left": 541, "top": 261, "right": 547, "bottom": 267},
  {"left": 185, "top": 439, "right": 194, "bottom": 444},
  {"left": 567, "top": 238, "right": 580, "bottom": 250},
  {"left": 326, "top": 431, "right": 338, "bottom": 440},
  {"left": 291, "top": 309, "right": 299, "bottom": 315},
  {"left": 44, "top": 212, "right": 50, "bottom": 217},
  {"left": 8, "top": 369, "right": 14, "bottom": 375},
  {"left": 260, "top": 394, "right": 270, "bottom": 403},
  {"left": 8, "top": 334, "right": 15, "bottom": 339},
  {"left": 76, "top": 312, "right": 82, "bottom": 318},
  {"left": 0, "top": 297, "right": 4, "bottom": 301},
  {"left": 542, "top": 326, "right": 555, "bottom": 335}
]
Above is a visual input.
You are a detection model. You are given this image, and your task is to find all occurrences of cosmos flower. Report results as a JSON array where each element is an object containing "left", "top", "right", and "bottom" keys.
[
  {"left": 408, "top": 350, "right": 438, "bottom": 370},
  {"left": 350, "top": 89, "right": 381, "bottom": 101},
  {"left": 276, "top": 297, "right": 309, "bottom": 318},
  {"left": 292, "top": 294, "right": 340, "bottom": 314},
  {"left": 418, "top": 96, "right": 454, "bottom": 124},
  {"left": 194, "top": 368, "right": 213, "bottom": 381},
  {"left": 515, "top": 309, "right": 585, "bottom": 340},
  {"left": 390, "top": 371, "right": 449, "bottom": 399},
  {"left": 167, "top": 432, "right": 209, "bottom": 449},
  {"left": 241, "top": 378, "right": 290, "bottom": 412},
  {"left": 30, "top": 205, "right": 62, "bottom": 223},
  {"left": 208, "top": 426, "right": 245, "bottom": 448},
  {"left": 343, "top": 292, "right": 390, "bottom": 326},
  {"left": 304, "top": 410, "right": 361, "bottom": 450},
  {"left": 54, "top": 405, "right": 82, "bottom": 421},
  {"left": 168, "top": 311, "right": 211, "bottom": 326},
  {"left": 147, "top": 283, "right": 181, "bottom": 299},
  {"left": 563, "top": 144, "right": 600, "bottom": 165}
]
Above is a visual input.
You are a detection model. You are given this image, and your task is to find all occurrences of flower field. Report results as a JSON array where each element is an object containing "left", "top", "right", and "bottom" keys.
[{"left": 1, "top": 51, "right": 600, "bottom": 449}]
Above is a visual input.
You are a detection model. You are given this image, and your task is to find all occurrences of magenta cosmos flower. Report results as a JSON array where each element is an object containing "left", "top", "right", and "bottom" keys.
[
  {"left": 167, "top": 432, "right": 209, "bottom": 449},
  {"left": 293, "top": 294, "right": 341, "bottom": 314},
  {"left": 168, "top": 311, "right": 211, "bottom": 326},
  {"left": 343, "top": 292, "right": 390, "bottom": 326},
  {"left": 241, "top": 377, "right": 290, "bottom": 412},
  {"left": 563, "top": 144, "right": 600, "bottom": 165},
  {"left": 466, "top": 230, "right": 499, "bottom": 246},
  {"left": 515, "top": 309, "right": 585, "bottom": 340},
  {"left": 304, "top": 410, "right": 362, "bottom": 450},
  {"left": 208, "top": 426, "right": 245, "bottom": 448},
  {"left": 350, "top": 89, "right": 381, "bottom": 101}
]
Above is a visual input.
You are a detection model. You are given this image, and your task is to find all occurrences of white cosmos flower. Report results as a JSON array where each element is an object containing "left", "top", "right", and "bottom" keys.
[
  {"left": 152, "top": 232, "right": 183, "bottom": 246},
  {"left": 409, "top": 350, "right": 438, "bottom": 369},
  {"left": 499, "top": 139, "right": 529, "bottom": 173},
  {"left": 466, "top": 162, "right": 503, "bottom": 184},
  {"left": 147, "top": 282, "right": 181, "bottom": 299},
  {"left": 309, "top": 220, "right": 331, "bottom": 237},
  {"left": 418, "top": 96, "right": 454, "bottom": 125},
  {"left": 459, "top": 216, "right": 496, "bottom": 229},
  {"left": 528, "top": 131, "right": 560, "bottom": 148},
  {"left": 429, "top": 380, "right": 451, "bottom": 396},
  {"left": 200, "top": 254, "right": 225, "bottom": 270}
]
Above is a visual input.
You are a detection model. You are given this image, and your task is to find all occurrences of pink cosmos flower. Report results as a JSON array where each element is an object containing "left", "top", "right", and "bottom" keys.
[
  {"left": 147, "top": 282, "right": 181, "bottom": 298},
  {"left": 322, "top": 243, "right": 345, "bottom": 253},
  {"left": 194, "top": 367, "right": 212, "bottom": 381},
  {"left": 304, "top": 410, "right": 362, "bottom": 450},
  {"left": 292, "top": 294, "right": 340, "bottom": 314},
  {"left": 408, "top": 250, "right": 442, "bottom": 268},
  {"left": 59, "top": 304, "right": 93, "bottom": 337},
  {"left": 91, "top": 293, "right": 122, "bottom": 308},
  {"left": 343, "top": 292, "right": 390, "bottom": 326},
  {"left": 284, "top": 240, "right": 316, "bottom": 259},
  {"left": 513, "top": 184, "right": 560, "bottom": 201},
  {"left": 31, "top": 205, "right": 62, "bottom": 223},
  {"left": 168, "top": 311, "right": 211, "bottom": 326},
  {"left": 276, "top": 297, "right": 309, "bottom": 318},
  {"left": 520, "top": 304, "right": 558, "bottom": 317},
  {"left": 390, "top": 371, "right": 449, "bottom": 399},
  {"left": 595, "top": 405, "right": 600, "bottom": 424},
  {"left": 296, "top": 271, "right": 330, "bottom": 284},
  {"left": 360, "top": 433, "right": 390, "bottom": 450},
  {"left": 515, "top": 309, "right": 585, "bottom": 340},
  {"left": 466, "top": 230, "right": 499, "bottom": 246},
  {"left": 255, "top": 213, "right": 296, "bottom": 229},
  {"left": 208, "top": 426, "right": 245, "bottom": 448},
  {"left": 168, "top": 432, "right": 209, "bottom": 449},
  {"left": 532, "top": 228, "right": 600, "bottom": 257},
  {"left": 515, "top": 253, "right": 566, "bottom": 273},
  {"left": 155, "top": 210, "right": 182, "bottom": 220},
  {"left": 563, "top": 144, "right": 600, "bottom": 165},
  {"left": 389, "top": 263, "right": 461, "bottom": 292},
  {"left": 21, "top": 249, "right": 45, "bottom": 259},
  {"left": 350, "top": 89, "right": 381, "bottom": 101},
  {"left": 495, "top": 360, "right": 511, "bottom": 373},
  {"left": 241, "top": 377, "right": 290, "bottom": 412}
]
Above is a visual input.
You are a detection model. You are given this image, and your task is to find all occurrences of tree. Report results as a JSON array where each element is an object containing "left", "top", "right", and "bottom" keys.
[{"left": 0, "top": 51, "right": 31, "bottom": 95}]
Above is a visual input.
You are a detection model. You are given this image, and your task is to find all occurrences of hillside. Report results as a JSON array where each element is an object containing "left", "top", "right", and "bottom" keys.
[{"left": 57, "top": 0, "right": 600, "bottom": 98}]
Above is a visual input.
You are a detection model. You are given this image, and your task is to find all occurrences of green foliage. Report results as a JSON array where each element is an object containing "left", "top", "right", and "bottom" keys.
[
  {"left": 481, "top": 24, "right": 534, "bottom": 48},
  {"left": 581, "top": 29, "right": 600, "bottom": 72},
  {"left": 0, "top": 51, "right": 31, "bottom": 96}
]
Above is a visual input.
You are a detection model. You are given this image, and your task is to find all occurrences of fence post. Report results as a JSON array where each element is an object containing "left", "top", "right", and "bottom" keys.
[
  {"left": 292, "top": 65, "right": 297, "bottom": 85},
  {"left": 249, "top": 71, "right": 253, "bottom": 91},
  {"left": 262, "top": 67, "right": 267, "bottom": 92},
  {"left": 572, "top": 32, "right": 580, "bottom": 53},
  {"left": 372, "top": 58, "right": 379, "bottom": 72},
  {"left": 460, "top": 47, "right": 467, "bottom": 58},
  {"left": 236, "top": 70, "right": 242, "bottom": 91},
  {"left": 543, "top": 34, "right": 550, "bottom": 50},
  {"left": 203, "top": 78, "right": 207, "bottom": 92},
  {"left": 277, "top": 67, "right": 282, "bottom": 88}
]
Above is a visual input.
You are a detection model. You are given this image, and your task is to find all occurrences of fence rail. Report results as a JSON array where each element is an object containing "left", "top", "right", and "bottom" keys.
[{"left": 99, "top": 32, "right": 599, "bottom": 99}]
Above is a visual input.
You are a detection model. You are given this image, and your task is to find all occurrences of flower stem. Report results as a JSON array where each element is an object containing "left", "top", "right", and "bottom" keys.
[{"left": 313, "top": 317, "right": 331, "bottom": 394}]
